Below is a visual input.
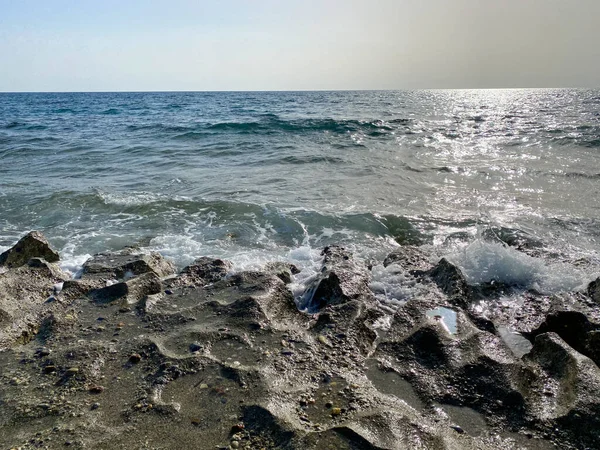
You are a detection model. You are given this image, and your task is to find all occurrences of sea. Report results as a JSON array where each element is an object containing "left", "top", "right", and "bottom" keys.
[{"left": 1, "top": 89, "right": 599, "bottom": 309}]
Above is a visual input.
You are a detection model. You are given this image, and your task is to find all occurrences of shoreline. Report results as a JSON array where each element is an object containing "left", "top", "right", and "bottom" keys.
[{"left": 1, "top": 231, "right": 599, "bottom": 449}]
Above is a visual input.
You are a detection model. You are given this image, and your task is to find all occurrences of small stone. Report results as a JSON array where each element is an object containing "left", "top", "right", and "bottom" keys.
[
  {"left": 230, "top": 441, "right": 240, "bottom": 449},
  {"left": 331, "top": 407, "right": 342, "bottom": 416},
  {"left": 91, "top": 403, "right": 100, "bottom": 410},
  {"left": 189, "top": 343, "right": 202, "bottom": 352},
  {"left": 89, "top": 385, "right": 104, "bottom": 394},
  {"left": 129, "top": 353, "right": 142, "bottom": 363},
  {"left": 325, "top": 401, "right": 333, "bottom": 408},
  {"left": 450, "top": 425, "right": 464, "bottom": 434},
  {"left": 165, "top": 289, "right": 173, "bottom": 295},
  {"left": 231, "top": 422, "right": 245, "bottom": 433},
  {"left": 318, "top": 335, "right": 331, "bottom": 346},
  {"left": 65, "top": 367, "right": 79, "bottom": 375},
  {"left": 36, "top": 348, "right": 51, "bottom": 357}
]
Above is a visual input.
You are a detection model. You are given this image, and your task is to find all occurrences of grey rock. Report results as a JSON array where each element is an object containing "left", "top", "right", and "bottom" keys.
[
  {"left": 302, "top": 245, "right": 373, "bottom": 311},
  {"left": 383, "top": 245, "right": 432, "bottom": 272},
  {"left": 588, "top": 277, "right": 600, "bottom": 305},
  {"left": 171, "top": 256, "right": 232, "bottom": 287},
  {"left": 428, "top": 258, "right": 470, "bottom": 307},
  {"left": 264, "top": 262, "right": 300, "bottom": 284},
  {"left": 0, "top": 231, "right": 60, "bottom": 268},
  {"left": 82, "top": 249, "right": 175, "bottom": 280},
  {"left": 89, "top": 272, "right": 162, "bottom": 305},
  {"left": 528, "top": 310, "right": 600, "bottom": 367}
]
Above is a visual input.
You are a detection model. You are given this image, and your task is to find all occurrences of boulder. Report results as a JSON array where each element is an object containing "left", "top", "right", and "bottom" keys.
[
  {"left": 0, "top": 231, "right": 59, "bottom": 268},
  {"left": 0, "top": 260, "right": 68, "bottom": 348},
  {"left": 527, "top": 310, "right": 600, "bottom": 367},
  {"left": 263, "top": 261, "right": 300, "bottom": 284},
  {"left": 302, "top": 246, "right": 373, "bottom": 311},
  {"left": 588, "top": 277, "right": 600, "bottom": 305},
  {"left": 89, "top": 272, "right": 162, "bottom": 305},
  {"left": 170, "top": 256, "right": 232, "bottom": 287},
  {"left": 428, "top": 258, "right": 470, "bottom": 307},
  {"left": 524, "top": 332, "right": 600, "bottom": 447},
  {"left": 82, "top": 249, "right": 175, "bottom": 280},
  {"left": 383, "top": 245, "right": 432, "bottom": 273}
]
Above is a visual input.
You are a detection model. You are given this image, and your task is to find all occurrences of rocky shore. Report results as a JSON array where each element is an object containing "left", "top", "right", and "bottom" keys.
[{"left": 1, "top": 232, "right": 599, "bottom": 449}]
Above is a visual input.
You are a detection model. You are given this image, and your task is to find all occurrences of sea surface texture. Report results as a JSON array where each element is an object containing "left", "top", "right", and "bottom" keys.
[{"left": 1, "top": 90, "right": 599, "bottom": 306}]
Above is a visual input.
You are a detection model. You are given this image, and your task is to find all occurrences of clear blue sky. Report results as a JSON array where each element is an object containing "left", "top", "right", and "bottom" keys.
[{"left": 1, "top": 0, "right": 599, "bottom": 91}]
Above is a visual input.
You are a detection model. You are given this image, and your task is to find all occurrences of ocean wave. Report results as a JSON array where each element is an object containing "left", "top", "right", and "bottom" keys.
[
  {"left": 204, "top": 116, "right": 396, "bottom": 136},
  {"left": 1, "top": 122, "right": 48, "bottom": 131}
]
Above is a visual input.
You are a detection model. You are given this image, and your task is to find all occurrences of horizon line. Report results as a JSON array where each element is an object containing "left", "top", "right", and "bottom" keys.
[{"left": 0, "top": 86, "right": 596, "bottom": 94}]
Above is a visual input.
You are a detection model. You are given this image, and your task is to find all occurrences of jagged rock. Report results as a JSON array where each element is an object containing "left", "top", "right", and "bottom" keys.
[
  {"left": 264, "top": 261, "right": 300, "bottom": 284},
  {"left": 302, "top": 245, "right": 373, "bottom": 311},
  {"left": 383, "top": 245, "right": 432, "bottom": 273},
  {"left": 0, "top": 261, "right": 68, "bottom": 348},
  {"left": 0, "top": 231, "right": 60, "bottom": 268},
  {"left": 171, "top": 256, "right": 232, "bottom": 287},
  {"left": 82, "top": 249, "right": 175, "bottom": 280},
  {"left": 528, "top": 310, "right": 600, "bottom": 367},
  {"left": 89, "top": 272, "right": 162, "bottom": 305},
  {"left": 428, "top": 258, "right": 470, "bottom": 307},
  {"left": 524, "top": 332, "right": 600, "bottom": 447},
  {"left": 588, "top": 277, "right": 600, "bottom": 305}
]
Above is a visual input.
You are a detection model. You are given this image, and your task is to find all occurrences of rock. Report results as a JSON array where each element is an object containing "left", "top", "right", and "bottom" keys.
[
  {"left": 82, "top": 249, "right": 175, "bottom": 281},
  {"left": 528, "top": 310, "right": 600, "bottom": 367},
  {"left": 301, "top": 246, "right": 373, "bottom": 311},
  {"left": 383, "top": 245, "right": 432, "bottom": 273},
  {"left": 588, "top": 277, "right": 600, "bottom": 305},
  {"left": 89, "top": 272, "right": 162, "bottom": 305},
  {"left": 524, "top": 332, "right": 600, "bottom": 447},
  {"left": 264, "top": 262, "right": 300, "bottom": 284},
  {"left": 428, "top": 258, "right": 470, "bottom": 307},
  {"left": 0, "top": 259, "right": 68, "bottom": 349},
  {"left": 173, "top": 257, "right": 232, "bottom": 287},
  {"left": 0, "top": 231, "right": 60, "bottom": 268}
]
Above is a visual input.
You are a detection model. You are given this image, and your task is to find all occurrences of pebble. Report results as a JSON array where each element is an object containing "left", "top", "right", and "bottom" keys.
[
  {"left": 331, "top": 407, "right": 342, "bottom": 416},
  {"left": 91, "top": 403, "right": 100, "bottom": 410},
  {"left": 36, "top": 348, "right": 51, "bottom": 357},
  {"left": 89, "top": 385, "right": 104, "bottom": 394},
  {"left": 450, "top": 425, "right": 464, "bottom": 434},
  {"left": 189, "top": 343, "right": 202, "bottom": 352},
  {"left": 65, "top": 367, "right": 79, "bottom": 375}
]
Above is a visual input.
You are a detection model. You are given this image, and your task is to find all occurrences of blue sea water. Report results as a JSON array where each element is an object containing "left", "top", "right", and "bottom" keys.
[{"left": 1, "top": 90, "right": 599, "bottom": 305}]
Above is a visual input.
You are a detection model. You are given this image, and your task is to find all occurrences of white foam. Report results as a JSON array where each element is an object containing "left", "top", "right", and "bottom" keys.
[
  {"left": 446, "top": 240, "right": 591, "bottom": 293},
  {"left": 369, "top": 263, "right": 428, "bottom": 308}
]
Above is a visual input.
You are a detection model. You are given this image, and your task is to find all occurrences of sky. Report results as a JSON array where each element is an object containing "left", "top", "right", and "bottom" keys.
[{"left": 1, "top": 0, "right": 600, "bottom": 92}]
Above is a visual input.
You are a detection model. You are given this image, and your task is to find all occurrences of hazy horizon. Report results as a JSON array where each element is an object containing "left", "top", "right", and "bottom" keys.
[{"left": 2, "top": 0, "right": 600, "bottom": 92}]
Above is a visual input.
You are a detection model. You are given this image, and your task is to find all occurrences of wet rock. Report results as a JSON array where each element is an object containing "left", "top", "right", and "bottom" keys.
[
  {"left": 428, "top": 258, "right": 470, "bottom": 307},
  {"left": 173, "top": 257, "right": 232, "bottom": 287},
  {"left": 82, "top": 249, "right": 175, "bottom": 281},
  {"left": 0, "top": 259, "right": 68, "bottom": 349},
  {"left": 383, "top": 245, "right": 432, "bottom": 273},
  {"left": 264, "top": 262, "right": 300, "bottom": 284},
  {"left": 89, "top": 272, "right": 162, "bottom": 305},
  {"left": 524, "top": 332, "right": 600, "bottom": 447},
  {"left": 0, "top": 231, "right": 60, "bottom": 268},
  {"left": 303, "top": 246, "right": 374, "bottom": 311},
  {"left": 528, "top": 310, "right": 600, "bottom": 366},
  {"left": 587, "top": 277, "right": 600, "bottom": 305}
]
